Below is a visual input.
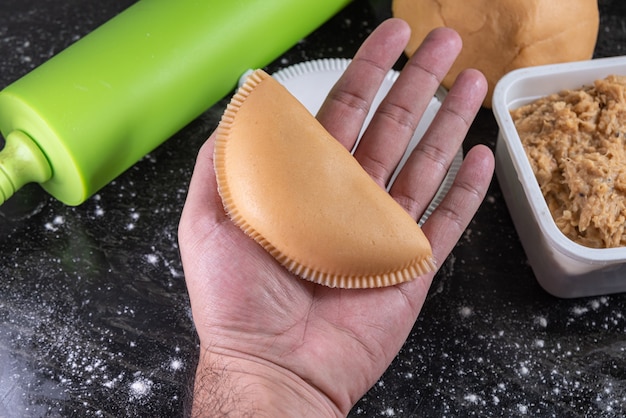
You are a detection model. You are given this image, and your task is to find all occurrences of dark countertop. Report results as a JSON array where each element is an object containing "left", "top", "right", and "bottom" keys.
[{"left": 1, "top": 1, "right": 626, "bottom": 417}]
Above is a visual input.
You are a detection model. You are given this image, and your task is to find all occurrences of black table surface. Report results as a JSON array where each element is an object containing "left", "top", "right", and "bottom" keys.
[{"left": 1, "top": 1, "right": 626, "bottom": 417}]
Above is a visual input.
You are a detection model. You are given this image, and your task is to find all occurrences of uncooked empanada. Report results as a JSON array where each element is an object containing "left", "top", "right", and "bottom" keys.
[{"left": 214, "top": 69, "right": 434, "bottom": 288}]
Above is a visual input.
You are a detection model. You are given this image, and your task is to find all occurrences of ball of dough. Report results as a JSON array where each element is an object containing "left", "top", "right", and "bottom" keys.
[{"left": 392, "top": 0, "right": 599, "bottom": 107}]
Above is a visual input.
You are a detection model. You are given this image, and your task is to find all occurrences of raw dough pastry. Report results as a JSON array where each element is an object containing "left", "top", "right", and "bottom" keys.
[
  {"left": 392, "top": 0, "right": 599, "bottom": 107},
  {"left": 214, "top": 69, "right": 435, "bottom": 288}
]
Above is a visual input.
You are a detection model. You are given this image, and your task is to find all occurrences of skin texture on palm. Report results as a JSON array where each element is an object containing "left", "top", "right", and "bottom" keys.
[{"left": 178, "top": 18, "right": 494, "bottom": 417}]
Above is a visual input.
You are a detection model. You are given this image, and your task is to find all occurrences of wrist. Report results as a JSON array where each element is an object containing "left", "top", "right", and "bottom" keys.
[{"left": 191, "top": 348, "right": 343, "bottom": 418}]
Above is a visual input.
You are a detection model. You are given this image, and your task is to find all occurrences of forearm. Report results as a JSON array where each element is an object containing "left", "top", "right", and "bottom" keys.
[{"left": 189, "top": 349, "right": 344, "bottom": 418}]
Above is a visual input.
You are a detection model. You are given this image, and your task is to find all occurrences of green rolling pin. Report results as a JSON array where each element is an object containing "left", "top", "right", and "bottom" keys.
[{"left": 0, "top": 0, "right": 351, "bottom": 206}]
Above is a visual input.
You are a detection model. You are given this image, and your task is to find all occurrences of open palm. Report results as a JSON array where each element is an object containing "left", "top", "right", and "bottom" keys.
[{"left": 179, "top": 19, "right": 494, "bottom": 417}]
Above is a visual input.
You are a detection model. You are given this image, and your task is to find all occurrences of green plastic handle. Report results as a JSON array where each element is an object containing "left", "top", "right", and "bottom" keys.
[{"left": 0, "top": 0, "right": 351, "bottom": 205}]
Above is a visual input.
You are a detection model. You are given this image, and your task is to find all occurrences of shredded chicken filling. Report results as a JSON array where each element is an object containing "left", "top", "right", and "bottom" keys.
[{"left": 512, "top": 75, "right": 626, "bottom": 248}]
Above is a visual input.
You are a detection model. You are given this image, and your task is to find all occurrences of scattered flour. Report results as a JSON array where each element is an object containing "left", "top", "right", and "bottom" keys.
[
  {"left": 123, "top": 209, "right": 141, "bottom": 230},
  {"left": 381, "top": 407, "right": 396, "bottom": 416},
  {"left": 129, "top": 376, "right": 153, "bottom": 400},
  {"left": 145, "top": 254, "right": 159, "bottom": 265},
  {"left": 519, "top": 364, "right": 530, "bottom": 376},
  {"left": 464, "top": 393, "right": 481, "bottom": 404},
  {"left": 169, "top": 358, "right": 183, "bottom": 371},
  {"left": 459, "top": 306, "right": 473, "bottom": 318},
  {"left": 358, "top": 293, "right": 626, "bottom": 416},
  {"left": 44, "top": 215, "right": 65, "bottom": 231}
]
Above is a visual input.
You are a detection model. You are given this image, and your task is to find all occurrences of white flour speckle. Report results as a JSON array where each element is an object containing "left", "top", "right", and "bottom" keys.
[
  {"left": 464, "top": 393, "right": 480, "bottom": 404},
  {"left": 571, "top": 306, "right": 589, "bottom": 316},
  {"left": 168, "top": 265, "right": 183, "bottom": 278},
  {"left": 519, "top": 364, "right": 530, "bottom": 376},
  {"left": 382, "top": 407, "right": 395, "bottom": 416},
  {"left": 459, "top": 306, "right": 473, "bottom": 318},
  {"left": 44, "top": 215, "right": 65, "bottom": 231},
  {"left": 130, "top": 377, "right": 153, "bottom": 400},
  {"left": 169, "top": 359, "right": 183, "bottom": 371},
  {"left": 145, "top": 254, "right": 159, "bottom": 265}
]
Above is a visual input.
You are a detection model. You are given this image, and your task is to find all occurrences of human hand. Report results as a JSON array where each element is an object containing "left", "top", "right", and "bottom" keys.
[{"left": 178, "top": 18, "right": 493, "bottom": 417}]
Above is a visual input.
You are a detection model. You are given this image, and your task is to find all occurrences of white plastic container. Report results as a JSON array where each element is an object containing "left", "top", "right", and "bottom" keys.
[{"left": 492, "top": 56, "right": 626, "bottom": 298}]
